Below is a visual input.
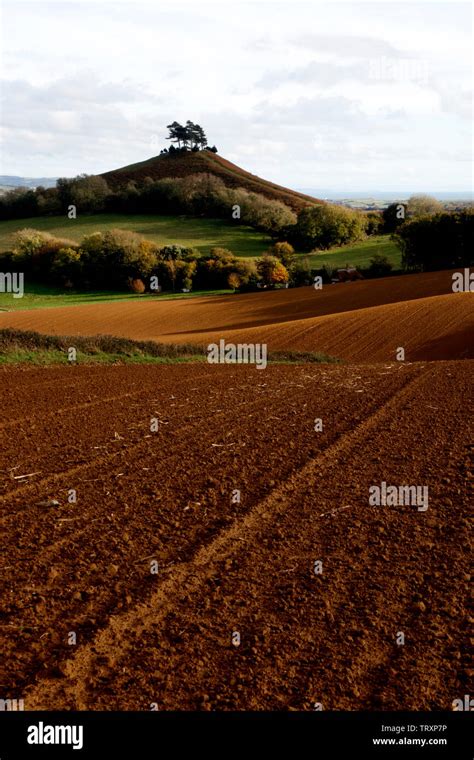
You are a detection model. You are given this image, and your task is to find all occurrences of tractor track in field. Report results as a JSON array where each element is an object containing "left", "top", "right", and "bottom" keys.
[
  {"left": 0, "top": 365, "right": 340, "bottom": 510},
  {"left": 1, "top": 364, "right": 415, "bottom": 694},
  {"left": 0, "top": 365, "right": 291, "bottom": 489},
  {"left": 0, "top": 366, "right": 218, "bottom": 431},
  {"left": 1, "top": 361, "right": 471, "bottom": 710},
  {"left": 21, "top": 364, "right": 433, "bottom": 709}
]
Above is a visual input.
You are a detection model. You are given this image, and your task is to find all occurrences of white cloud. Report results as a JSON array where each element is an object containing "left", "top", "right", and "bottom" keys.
[
  {"left": 0, "top": 1, "right": 471, "bottom": 191},
  {"left": 291, "top": 33, "right": 405, "bottom": 59}
]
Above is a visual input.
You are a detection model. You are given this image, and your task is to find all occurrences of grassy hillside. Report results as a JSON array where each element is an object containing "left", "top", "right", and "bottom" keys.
[
  {"left": 0, "top": 214, "right": 271, "bottom": 258},
  {"left": 101, "top": 150, "right": 322, "bottom": 211},
  {"left": 0, "top": 214, "right": 399, "bottom": 269},
  {"left": 0, "top": 209, "right": 401, "bottom": 311},
  {"left": 306, "top": 236, "right": 401, "bottom": 270}
]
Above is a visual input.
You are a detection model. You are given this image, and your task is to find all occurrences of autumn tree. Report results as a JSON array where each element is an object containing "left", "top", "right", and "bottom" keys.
[
  {"left": 228, "top": 272, "right": 241, "bottom": 291},
  {"left": 266, "top": 241, "right": 295, "bottom": 267},
  {"left": 257, "top": 254, "right": 289, "bottom": 286},
  {"left": 407, "top": 194, "right": 442, "bottom": 217}
]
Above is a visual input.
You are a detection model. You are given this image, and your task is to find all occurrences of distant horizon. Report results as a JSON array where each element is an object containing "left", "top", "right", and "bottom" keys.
[
  {"left": 1, "top": 173, "right": 472, "bottom": 202},
  {"left": 299, "top": 188, "right": 474, "bottom": 200}
]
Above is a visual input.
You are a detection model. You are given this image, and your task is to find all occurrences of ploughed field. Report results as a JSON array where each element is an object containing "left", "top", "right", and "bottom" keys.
[
  {"left": 1, "top": 360, "right": 472, "bottom": 710},
  {"left": 1, "top": 270, "right": 472, "bottom": 362}
]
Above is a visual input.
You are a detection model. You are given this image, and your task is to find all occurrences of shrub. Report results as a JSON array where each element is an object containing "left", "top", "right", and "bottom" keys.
[
  {"left": 159, "top": 244, "right": 187, "bottom": 261},
  {"left": 407, "top": 194, "right": 442, "bottom": 218},
  {"left": 11, "top": 229, "right": 78, "bottom": 280},
  {"left": 233, "top": 189, "right": 296, "bottom": 234},
  {"left": 289, "top": 257, "right": 312, "bottom": 286},
  {"left": 57, "top": 174, "right": 110, "bottom": 213},
  {"left": 393, "top": 209, "right": 474, "bottom": 271},
  {"left": 257, "top": 254, "right": 289, "bottom": 286},
  {"left": 366, "top": 253, "right": 393, "bottom": 278},
  {"left": 233, "top": 258, "right": 257, "bottom": 286},
  {"left": 192, "top": 247, "right": 256, "bottom": 290},
  {"left": 289, "top": 204, "right": 366, "bottom": 250},
  {"left": 228, "top": 272, "right": 241, "bottom": 291},
  {"left": 382, "top": 202, "right": 407, "bottom": 233},
  {"left": 365, "top": 212, "right": 384, "bottom": 235},
  {"left": 196, "top": 248, "right": 234, "bottom": 289},
  {"left": 153, "top": 259, "right": 196, "bottom": 292},
  {"left": 50, "top": 247, "right": 82, "bottom": 286},
  {"left": 84, "top": 229, "right": 159, "bottom": 287},
  {"left": 0, "top": 188, "right": 39, "bottom": 220},
  {"left": 267, "top": 241, "right": 295, "bottom": 267},
  {"left": 127, "top": 277, "right": 146, "bottom": 293},
  {"left": 75, "top": 229, "right": 160, "bottom": 288},
  {"left": 12, "top": 228, "right": 56, "bottom": 257},
  {"left": 312, "top": 265, "right": 335, "bottom": 284}
]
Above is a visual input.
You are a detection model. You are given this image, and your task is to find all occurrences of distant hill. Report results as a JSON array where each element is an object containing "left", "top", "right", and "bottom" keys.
[
  {"left": 101, "top": 150, "right": 322, "bottom": 211},
  {"left": 0, "top": 175, "right": 57, "bottom": 190}
]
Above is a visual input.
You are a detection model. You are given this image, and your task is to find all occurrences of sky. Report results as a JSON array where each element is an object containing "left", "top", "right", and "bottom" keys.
[{"left": 1, "top": 0, "right": 472, "bottom": 192}]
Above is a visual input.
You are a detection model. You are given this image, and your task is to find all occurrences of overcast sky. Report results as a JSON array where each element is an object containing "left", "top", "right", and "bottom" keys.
[{"left": 1, "top": 0, "right": 472, "bottom": 192}]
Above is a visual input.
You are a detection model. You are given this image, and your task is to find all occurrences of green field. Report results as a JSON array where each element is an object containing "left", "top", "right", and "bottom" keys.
[
  {"left": 305, "top": 236, "right": 401, "bottom": 270},
  {"left": 0, "top": 213, "right": 401, "bottom": 312},
  {"left": 0, "top": 214, "right": 271, "bottom": 258},
  {"left": 0, "top": 214, "right": 400, "bottom": 269},
  {"left": 0, "top": 284, "right": 232, "bottom": 311}
]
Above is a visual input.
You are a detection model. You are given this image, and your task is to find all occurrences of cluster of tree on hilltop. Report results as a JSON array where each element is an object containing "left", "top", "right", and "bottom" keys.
[{"left": 160, "top": 121, "right": 218, "bottom": 154}]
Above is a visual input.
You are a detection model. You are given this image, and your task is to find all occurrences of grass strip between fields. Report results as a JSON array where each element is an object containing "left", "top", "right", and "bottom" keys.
[{"left": 0, "top": 329, "right": 341, "bottom": 366}]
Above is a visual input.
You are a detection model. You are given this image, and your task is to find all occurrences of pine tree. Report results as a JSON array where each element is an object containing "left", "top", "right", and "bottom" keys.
[
  {"left": 166, "top": 121, "right": 183, "bottom": 148},
  {"left": 194, "top": 124, "right": 208, "bottom": 149},
  {"left": 166, "top": 121, "right": 209, "bottom": 151}
]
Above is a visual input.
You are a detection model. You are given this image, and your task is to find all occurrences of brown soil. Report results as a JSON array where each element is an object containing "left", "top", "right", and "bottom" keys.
[
  {"left": 1, "top": 270, "right": 472, "bottom": 362},
  {"left": 0, "top": 361, "right": 471, "bottom": 710}
]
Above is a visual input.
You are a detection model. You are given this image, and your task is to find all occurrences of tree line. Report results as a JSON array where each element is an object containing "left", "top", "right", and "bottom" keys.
[
  {"left": 0, "top": 228, "right": 302, "bottom": 292},
  {"left": 0, "top": 173, "right": 297, "bottom": 236},
  {"left": 0, "top": 177, "right": 472, "bottom": 273}
]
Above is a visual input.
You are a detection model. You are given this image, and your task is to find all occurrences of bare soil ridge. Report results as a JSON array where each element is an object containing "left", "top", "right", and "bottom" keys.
[{"left": 1, "top": 270, "right": 472, "bottom": 362}]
